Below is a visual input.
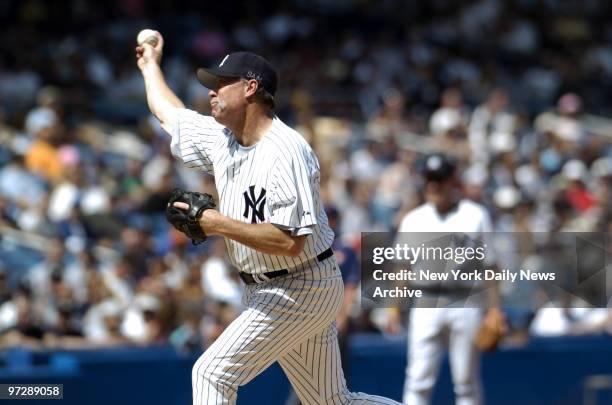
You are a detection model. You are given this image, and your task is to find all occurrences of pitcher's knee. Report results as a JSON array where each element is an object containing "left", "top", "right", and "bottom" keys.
[
  {"left": 321, "top": 387, "right": 352, "bottom": 405},
  {"left": 192, "top": 354, "right": 233, "bottom": 390}
]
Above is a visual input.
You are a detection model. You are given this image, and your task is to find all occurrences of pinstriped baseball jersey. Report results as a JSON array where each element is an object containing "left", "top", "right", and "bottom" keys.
[{"left": 169, "top": 108, "right": 334, "bottom": 274}]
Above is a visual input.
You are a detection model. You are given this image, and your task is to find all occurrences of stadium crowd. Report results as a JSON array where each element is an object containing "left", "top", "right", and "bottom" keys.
[{"left": 1, "top": 0, "right": 612, "bottom": 350}]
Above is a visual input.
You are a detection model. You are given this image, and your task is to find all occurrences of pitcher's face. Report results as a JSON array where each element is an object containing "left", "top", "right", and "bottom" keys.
[{"left": 208, "top": 77, "right": 247, "bottom": 123}]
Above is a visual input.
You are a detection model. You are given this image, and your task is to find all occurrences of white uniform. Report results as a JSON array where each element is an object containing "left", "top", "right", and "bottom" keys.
[
  {"left": 170, "top": 108, "right": 400, "bottom": 405},
  {"left": 397, "top": 200, "right": 493, "bottom": 405}
]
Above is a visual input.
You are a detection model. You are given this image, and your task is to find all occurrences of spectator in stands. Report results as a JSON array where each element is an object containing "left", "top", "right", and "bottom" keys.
[
  {"left": 0, "top": 285, "right": 46, "bottom": 348},
  {"left": 200, "top": 238, "right": 242, "bottom": 309},
  {"left": 430, "top": 88, "right": 469, "bottom": 136},
  {"left": 0, "top": 153, "right": 47, "bottom": 231},
  {"left": 430, "top": 87, "right": 471, "bottom": 158},
  {"left": 0, "top": 267, "right": 9, "bottom": 304},
  {"left": 469, "top": 87, "right": 516, "bottom": 165},
  {"left": 372, "top": 148, "right": 418, "bottom": 230},
  {"left": 366, "top": 88, "right": 413, "bottom": 144},
  {"left": 24, "top": 105, "right": 64, "bottom": 183},
  {"left": 170, "top": 301, "right": 205, "bottom": 352}
]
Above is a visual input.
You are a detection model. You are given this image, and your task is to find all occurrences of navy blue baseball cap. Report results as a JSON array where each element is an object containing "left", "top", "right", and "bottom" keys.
[
  {"left": 197, "top": 51, "right": 278, "bottom": 96},
  {"left": 421, "top": 153, "right": 457, "bottom": 182}
]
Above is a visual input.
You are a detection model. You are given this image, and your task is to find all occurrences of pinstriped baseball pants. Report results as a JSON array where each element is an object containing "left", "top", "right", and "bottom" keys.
[{"left": 192, "top": 259, "right": 401, "bottom": 405}]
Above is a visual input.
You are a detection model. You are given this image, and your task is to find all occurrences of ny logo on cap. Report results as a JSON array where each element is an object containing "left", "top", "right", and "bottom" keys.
[{"left": 219, "top": 54, "right": 229, "bottom": 67}]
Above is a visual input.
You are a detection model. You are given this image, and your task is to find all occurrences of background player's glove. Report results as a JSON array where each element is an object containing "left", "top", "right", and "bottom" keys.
[
  {"left": 474, "top": 308, "right": 507, "bottom": 352},
  {"left": 166, "top": 188, "right": 216, "bottom": 245}
]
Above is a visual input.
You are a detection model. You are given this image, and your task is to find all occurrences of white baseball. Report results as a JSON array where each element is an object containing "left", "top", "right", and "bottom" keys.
[{"left": 137, "top": 29, "right": 158, "bottom": 46}]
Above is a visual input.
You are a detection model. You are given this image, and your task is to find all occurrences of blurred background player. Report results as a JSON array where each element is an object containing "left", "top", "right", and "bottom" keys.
[{"left": 388, "top": 153, "right": 506, "bottom": 405}]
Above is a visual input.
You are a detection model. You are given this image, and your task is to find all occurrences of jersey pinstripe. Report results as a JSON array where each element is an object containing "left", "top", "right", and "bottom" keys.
[{"left": 169, "top": 108, "right": 334, "bottom": 274}]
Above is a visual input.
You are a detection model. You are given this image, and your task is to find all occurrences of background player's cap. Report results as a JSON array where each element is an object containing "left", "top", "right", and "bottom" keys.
[
  {"left": 197, "top": 51, "right": 278, "bottom": 96},
  {"left": 421, "top": 153, "right": 457, "bottom": 182}
]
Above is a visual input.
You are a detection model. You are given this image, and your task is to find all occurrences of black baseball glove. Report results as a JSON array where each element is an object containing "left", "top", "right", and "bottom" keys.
[{"left": 166, "top": 188, "right": 216, "bottom": 245}]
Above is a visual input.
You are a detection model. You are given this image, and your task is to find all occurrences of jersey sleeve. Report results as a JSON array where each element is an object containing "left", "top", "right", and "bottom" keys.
[
  {"left": 168, "top": 108, "right": 225, "bottom": 174},
  {"left": 397, "top": 211, "right": 418, "bottom": 232},
  {"left": 268, "top": 150, "right": 318, "bottom": 235}
]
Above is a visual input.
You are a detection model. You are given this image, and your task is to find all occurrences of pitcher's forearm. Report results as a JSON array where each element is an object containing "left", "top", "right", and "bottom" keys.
[
  {"left": 205, "top": 212, "right": 306, "bottom": 257},
  {"left": 141, "top": 63, "right": 184, "bottom": 129}
]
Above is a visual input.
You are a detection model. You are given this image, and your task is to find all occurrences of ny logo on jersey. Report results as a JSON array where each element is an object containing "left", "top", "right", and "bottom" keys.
[{"left": 243, "top": 186, "right": 266, "bottom": 223}]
